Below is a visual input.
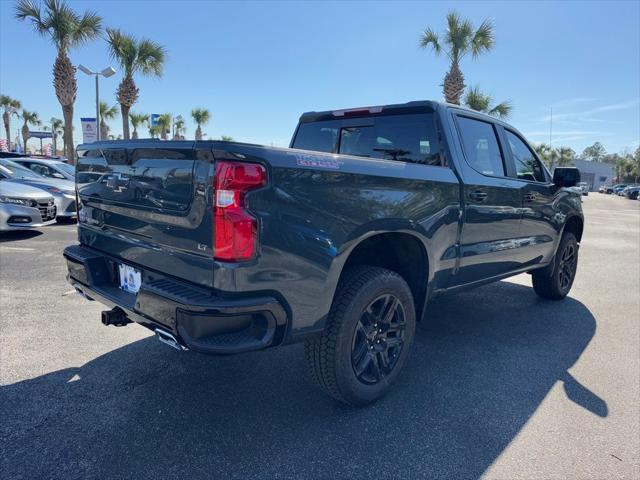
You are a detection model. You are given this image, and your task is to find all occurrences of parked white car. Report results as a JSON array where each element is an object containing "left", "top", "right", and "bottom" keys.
[
  {"left": 0, "top": 159, "right": 76, "bottom": 220},
  {"left": 12, "top": 157, "right": 75, "bottom": 182},
  {"left": 0, "top": 181, "right": 57, "bottom": 231}
]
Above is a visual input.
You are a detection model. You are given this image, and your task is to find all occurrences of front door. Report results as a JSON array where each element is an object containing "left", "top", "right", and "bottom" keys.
[{"left": 501, "top": 128, "right": 559, "bottom": 266}]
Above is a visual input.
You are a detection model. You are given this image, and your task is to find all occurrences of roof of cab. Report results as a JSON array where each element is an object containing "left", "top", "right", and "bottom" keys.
[{"left": 298, "top": 99, "right": 514, "bottom": 128}]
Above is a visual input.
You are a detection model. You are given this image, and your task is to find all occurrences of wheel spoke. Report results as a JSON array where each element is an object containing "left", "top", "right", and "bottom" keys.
[
  {"left": 369, "top": 353, "right": 381, "bottom": 381},
  {"left": 354, "top": 352, "right": 373, "bottom": 377},
  {"left": 352, "top": 337, "right": 368, "bottom": 364},
  {"left": 383, "top": 336, "right": 403, "bottom": 348},
  {"left": 380, "top": 296, "right": 399, "bottom": 324},
  {"left": 377, "top": 350, "right": 390, "bottom": 373}
]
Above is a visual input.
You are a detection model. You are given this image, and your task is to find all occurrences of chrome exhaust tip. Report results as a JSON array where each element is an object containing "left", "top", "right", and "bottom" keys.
[{"left": 155, "top": 329, "right": 188, "bottom": 351}]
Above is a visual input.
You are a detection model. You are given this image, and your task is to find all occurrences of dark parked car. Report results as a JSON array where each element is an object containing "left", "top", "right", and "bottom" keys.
[
  {"left": 623, "top": 185, "right": 640, "bottom": 199},
  {"left": 64, "top": 101, "right": 584, "bottom": 405}
]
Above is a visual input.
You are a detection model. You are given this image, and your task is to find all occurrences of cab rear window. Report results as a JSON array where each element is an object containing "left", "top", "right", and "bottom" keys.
[{"left": 292, "top": 113, "right": 442, "bottom": 166}]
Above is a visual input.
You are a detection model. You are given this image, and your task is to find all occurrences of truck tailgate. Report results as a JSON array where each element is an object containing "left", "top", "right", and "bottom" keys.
[{"left": 76, "top": 143, "right": 214, "bottom": 288}]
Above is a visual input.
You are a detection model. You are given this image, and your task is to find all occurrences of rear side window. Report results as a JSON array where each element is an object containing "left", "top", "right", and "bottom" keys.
[
  {"left": 456, "top": 116, "right": 505, "bottom": 177},
  {"left": 293, "top": 113, "right": 442, "bottom": 166},
  {"left": 504, "top": 130, "right": 547, "bottom": 182}
]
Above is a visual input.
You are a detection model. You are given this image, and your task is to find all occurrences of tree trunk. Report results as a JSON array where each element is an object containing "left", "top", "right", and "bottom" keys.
[
  {"left": 443, "top": 61, "right": 465, "bottom": 105},
  {"left": 62, "top": 104, "right": 75, "bottom": 164},
  {"left": 195, "top": 125, "right": 202, "bottom": 141},
  {"left": 52, "top": 133, "right": 57, "bottom": 155},
  {"left": 132, "top": 127, "right": 138, "bottom": 140},
  {"left": 22, "top": 123, "right": 29, "bottom": 153},
  {"left": 3, "top": 112, "right": 10, "bottom": 148},
  {"left": 100, "top": 119, "right": 109, "bottom": 141},
  {"left": 53, "top": 51, "right": 77, "bottom": 164},
  {"left": 121, "top": 104, "right": 131, "bottom": 140}
]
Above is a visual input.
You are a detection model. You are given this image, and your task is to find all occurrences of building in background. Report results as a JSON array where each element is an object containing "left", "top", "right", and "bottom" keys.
[{"left": 572, "top": 159, "right": 614, "bottom": 191}]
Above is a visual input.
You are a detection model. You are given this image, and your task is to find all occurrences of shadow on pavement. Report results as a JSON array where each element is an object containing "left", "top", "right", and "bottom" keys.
[
  {"left": 0, "top": 281, "right": 604, "bottom": 479},
  {"left": 0, "top": 230, "right": 43, "bottom": 242}
]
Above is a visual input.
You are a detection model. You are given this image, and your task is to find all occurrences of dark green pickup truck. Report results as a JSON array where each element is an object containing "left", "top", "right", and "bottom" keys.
[{"left": 64, "top": 100, "right": 583, "bottom": 405}]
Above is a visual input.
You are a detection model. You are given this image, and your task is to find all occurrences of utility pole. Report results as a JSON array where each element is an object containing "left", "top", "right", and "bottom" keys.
[{"left": 549, "top": 106, "right": 554, "bottom": 171}]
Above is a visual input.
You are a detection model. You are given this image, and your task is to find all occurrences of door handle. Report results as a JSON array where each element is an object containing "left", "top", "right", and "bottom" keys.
[
  {"left": 524, "top": 193, "right": 537, "bottom": 202},
  {"left": 469, "top": 190, "right": 488, "bottom": 202}
]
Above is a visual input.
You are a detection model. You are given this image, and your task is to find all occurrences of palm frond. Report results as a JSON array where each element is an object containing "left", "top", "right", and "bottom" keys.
[
  {"left": 106, "top": 28, "right": 137, "bottom": 76},
  {"left": 129, "top": 112, "right": 149, "bottom": 128},
  {"left": 14, "top": 0, "right": 48, "bottom": 36},
  {"left": 99, "top": 101, "right": 118, "bottom": 119},
  {"left": 71, "top": 9, "right": 102, "bottom": 48},
  {"left": 137, "top": 39, "right": 166, "bottom": 77},
  {"left": 471, "top": 19, "right": 494, "bottom": 59},
  {"left": 464, "top": 85, "right": 491, "bottom": 112},
  {"left": 488, "top": 101, "right": 512, "bottom": 119},
  {"left": 191, "top": 108, "right": 210, "bottom": 126},
  {"left": 419, "top": 27, "right": 441, "bottom": 54}
]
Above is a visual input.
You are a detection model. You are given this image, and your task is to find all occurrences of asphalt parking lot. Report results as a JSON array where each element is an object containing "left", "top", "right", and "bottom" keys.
[{"left": 1, "top": 194, "right": 638, "bottom": 480}]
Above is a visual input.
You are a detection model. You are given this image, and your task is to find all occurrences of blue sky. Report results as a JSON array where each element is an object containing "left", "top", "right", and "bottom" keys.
[{"left": 1, "top": 0, "right": 639, "bottom": 154}]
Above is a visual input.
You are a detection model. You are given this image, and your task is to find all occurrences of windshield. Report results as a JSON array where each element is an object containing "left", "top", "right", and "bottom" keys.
[
  {"left": 56, "top": 163, "right": 75, "bottom": 176},
  {"left": 0, "top": 159, "right": 43, "bottom": 179}
]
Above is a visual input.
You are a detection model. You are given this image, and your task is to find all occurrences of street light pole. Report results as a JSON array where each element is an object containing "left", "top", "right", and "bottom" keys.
[
  {"left": 78, "top": 64, "right": 116, "bottom": 142},
  {"left": 95, "top": 74, "right": 100, "bottom": 141}
]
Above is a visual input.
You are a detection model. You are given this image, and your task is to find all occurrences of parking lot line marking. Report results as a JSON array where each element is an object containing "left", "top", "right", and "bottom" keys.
[{"left": 0, "top": 247, "right": 35, "bottom": 251}]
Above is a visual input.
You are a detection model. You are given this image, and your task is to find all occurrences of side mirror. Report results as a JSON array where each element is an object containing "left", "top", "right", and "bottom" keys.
[
  {"left": 553, "top": 167, "right": 580, "bottom": 188},
  {"left": 52, "top": 172, "right": 65, "bottom": 179}
]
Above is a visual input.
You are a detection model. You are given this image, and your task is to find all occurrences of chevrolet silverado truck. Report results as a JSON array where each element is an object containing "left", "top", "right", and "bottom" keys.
[{"left": 64, "top": 100, "right": 583, "bottom": 405}]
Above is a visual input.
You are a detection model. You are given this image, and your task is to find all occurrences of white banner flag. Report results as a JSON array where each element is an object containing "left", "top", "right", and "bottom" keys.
[{"left": 81, "top": 117, "right": 97, "bottom": 143}]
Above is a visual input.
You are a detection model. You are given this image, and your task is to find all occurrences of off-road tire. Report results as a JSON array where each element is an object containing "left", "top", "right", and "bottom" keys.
[
  {"left": 304, "top": 266, "right": 416, "bottom": 405},
  {"left": 532, "top": 232, "right": 578, "bottom": 300}
]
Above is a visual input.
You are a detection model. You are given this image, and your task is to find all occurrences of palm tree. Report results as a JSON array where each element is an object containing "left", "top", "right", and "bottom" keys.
[
  {"left": 419, "top": 12, "right": 494, "bottom": 105},
  {"left": 556, "top": 147, "right": 576, "bottom": 167},
  {"left": 533, "top": 143, "right": 552, "bottom": 168},
  {"left": 129, "top": 112, "right": 149, "bottom": 139},
  {"left": 106, "top": 28, "right": 166, "bottom": 140},
  {"left": 191, "top": 108, "right": 210, "bottom": 141},
  {"left": 220, "top": 135, "right": 234, "bottom": 141},
  {"left": 173, "top": 115, "right": 185, "bottom": 140},
  {"left": 1, "top": 95, "right": 21, "bottom": 148},
  {"left": 20, "top": 110, "right": 40, "bottom": 153},
  {"left": 51, "top": 117, "right": 63, "bottom": 154},
  {"left": 148, "top": 124, "right": 161, "bottom": 139},
  {"left": 156, "top": 114, "right": 171, "bottom": 140},
  {"left": 16, "top": 0, "right": 102, "bottom": 163},
  {"left": 463, "top": 86, "right": 512, "bottom": 119},
  {"left": 98, "top": 101, "right": 118, "bottom": 139}
]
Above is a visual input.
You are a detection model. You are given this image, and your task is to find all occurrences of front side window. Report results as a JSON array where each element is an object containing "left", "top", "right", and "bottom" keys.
[
  {"left": 456, "top": 116, "right": 505, "bottom": 176},
  {"left": 504, "top": 130, "right": 546, "bottom": 182},
  {"left": 292, "top": 114, "right": 442, "bottom": 166}
]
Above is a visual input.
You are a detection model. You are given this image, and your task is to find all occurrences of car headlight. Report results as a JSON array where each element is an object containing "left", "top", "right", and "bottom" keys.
[{"left": 0, "top": 196, "right": 36, "bottom": 207}]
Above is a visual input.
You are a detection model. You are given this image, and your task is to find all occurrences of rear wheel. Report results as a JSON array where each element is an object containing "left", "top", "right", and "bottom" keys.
[
  {"left": 304, "top": 266, "right": 416, "bottom": 405},
  {"left": 532, "top": 232, "right": 578, "bottom": 300}
]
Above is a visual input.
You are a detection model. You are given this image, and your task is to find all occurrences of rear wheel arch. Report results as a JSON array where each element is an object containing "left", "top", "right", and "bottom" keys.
[{"left": 337, "top": 232, "right": 430, "bottom": 321}]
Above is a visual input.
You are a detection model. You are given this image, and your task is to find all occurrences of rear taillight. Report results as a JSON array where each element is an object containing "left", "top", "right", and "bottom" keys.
[{"left": 213, "top": 161, "right": 267, "bottom": 261}]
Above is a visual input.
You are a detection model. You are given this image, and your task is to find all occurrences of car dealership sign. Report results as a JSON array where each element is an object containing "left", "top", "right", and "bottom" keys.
[{"left": 81, "top": 117, "right": 97, "bottom": 143}]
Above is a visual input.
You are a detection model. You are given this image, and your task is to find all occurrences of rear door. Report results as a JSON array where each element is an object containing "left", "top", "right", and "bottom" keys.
[
  {"left": 450, "top": 114, "right": 524, "bottom": 285},
  {"left": 501, "top": 129, "right": 558, "bottom": 266},
  {"left": 76, "top": 143, "right": 214, "bottom": 288}
]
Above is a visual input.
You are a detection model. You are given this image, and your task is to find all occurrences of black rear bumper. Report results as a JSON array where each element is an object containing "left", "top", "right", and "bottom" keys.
[{"left": 64, "top": 244, "right": 287, "bottom": 354}]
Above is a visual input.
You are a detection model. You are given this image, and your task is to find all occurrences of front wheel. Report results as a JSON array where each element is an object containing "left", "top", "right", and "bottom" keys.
[
  {"left": 532, "top": 232, "right": 579, "bottom": 300},
  {"left": 304, "top": 266, "right": 416, "bottom": 405}
]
